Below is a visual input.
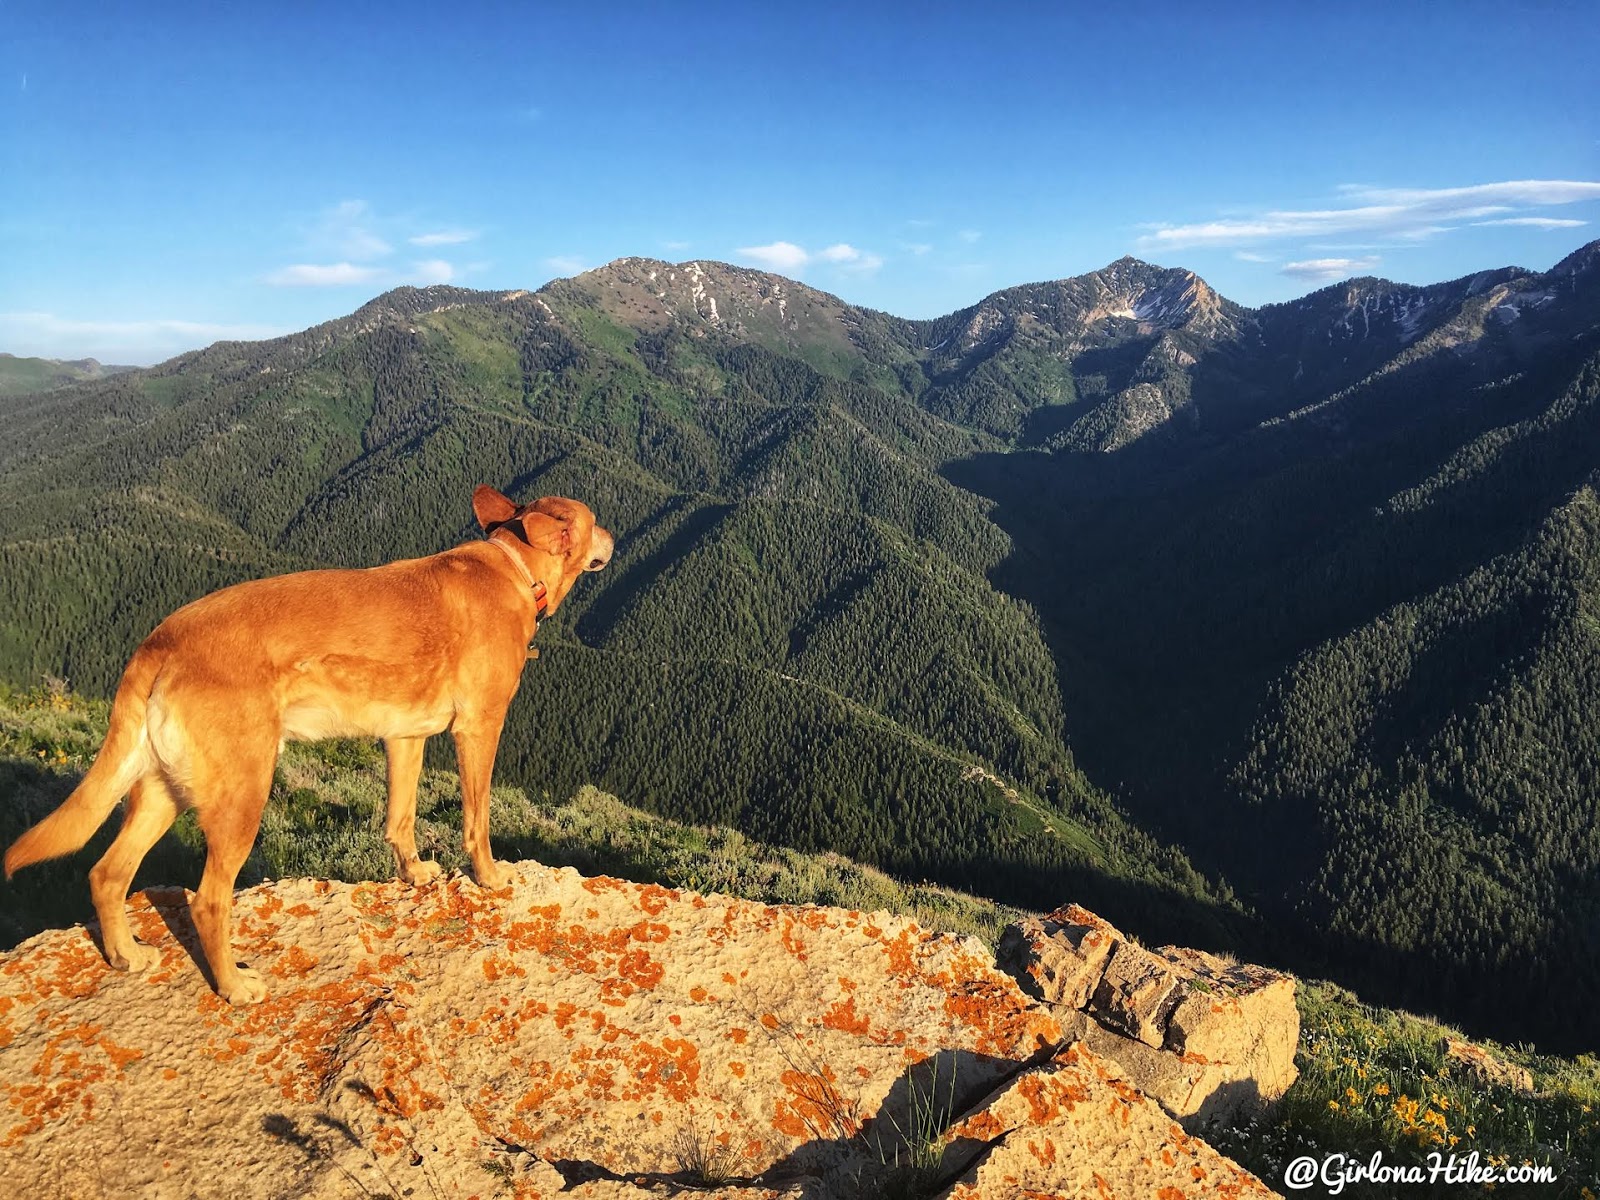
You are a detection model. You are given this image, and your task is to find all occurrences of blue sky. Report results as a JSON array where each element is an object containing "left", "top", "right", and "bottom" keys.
[{"left": 3, "top": 1, "right": 1598, "bottom": 363}]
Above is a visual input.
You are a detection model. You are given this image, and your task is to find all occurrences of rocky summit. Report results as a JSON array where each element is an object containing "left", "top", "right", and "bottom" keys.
[{"left": 0, "top": 864, "right": 1282, "bottom": 1199}]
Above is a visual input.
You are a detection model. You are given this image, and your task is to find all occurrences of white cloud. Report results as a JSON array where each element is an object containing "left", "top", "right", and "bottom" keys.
[
  {"left": 815, "top": 243, "right": 884, "bottom": 274},
  {"left": 0, "top": 311, "right": 290, "bottom": 365},
  {"left": 545, "top": 255, "right": 587, "bottom": 275},
  {"left": 1140, "top": 179, "right": 1600, "bottom": 249},
  {"left": 736, "top": 241, "right": 812, "bottom": 272},
  {"left": 265, "top": 262, "right": 388, "bottom": 287},
  {"left": 1233, "top": 251, "right": 1273, "bottom": 263},
  {"left": 957, "top": 229, "right": 982, "bottom": 243},
  {"left": 901, "top": 242, "right": 933, "bottom": 256},
  {"left": 409, "top": 259, "right": 457, "bottom": 285},
  {"left": 1280, "top": 257, "right": 1381, "bottom": 283},
  {"left": 1471, "top": 216, "right": 1588, "bottom": 229},
  {"left": 736, "top": 240, "right": 884, "bottom": 276},
  {"left": 409, "top": 229, "right": 478, "bottom": 246},
  {"left": 663, "top": 240, "right": 691, "bottom": 252}
]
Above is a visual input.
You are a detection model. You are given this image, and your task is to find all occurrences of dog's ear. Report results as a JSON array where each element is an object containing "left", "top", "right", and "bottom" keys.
[
  {"left": 519, "top": 511, "right": 573, "bottom": 557},
  {"left": 472, "top": 485, "right": 519, "bottom": 531},
  {"left": 531, "top": 495, "right": 587, "bottom": 524}
]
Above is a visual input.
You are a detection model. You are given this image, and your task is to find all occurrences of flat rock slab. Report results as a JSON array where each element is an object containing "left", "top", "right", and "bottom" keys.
[{"left": 0, "top": 867, "right": 1272, "bottom": 1198}]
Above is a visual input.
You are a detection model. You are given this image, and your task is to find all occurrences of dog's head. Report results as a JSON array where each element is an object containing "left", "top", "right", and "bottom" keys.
[{"left": 472, "top": 485, "right": 613, "bottom": 613}]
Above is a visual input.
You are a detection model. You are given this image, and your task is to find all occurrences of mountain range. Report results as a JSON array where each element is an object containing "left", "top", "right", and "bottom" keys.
[
  {"left": 3, "top": 239, "right": 1599, "bottom": 1051},
  {"left": 0, "top": 353, "right": 135, "bottom": 398}
]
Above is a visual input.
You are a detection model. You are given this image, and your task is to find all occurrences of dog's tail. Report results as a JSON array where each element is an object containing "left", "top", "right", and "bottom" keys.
[{"left": 4, "top": 646, "right": 164, "bottom": 879}]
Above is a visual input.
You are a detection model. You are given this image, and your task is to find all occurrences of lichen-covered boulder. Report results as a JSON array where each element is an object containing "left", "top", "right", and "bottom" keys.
[{"left": 997, "top": 903, "right": 1299, "bottom": 1130}]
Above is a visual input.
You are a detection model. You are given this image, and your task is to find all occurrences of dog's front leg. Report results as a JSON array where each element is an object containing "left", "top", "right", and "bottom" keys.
[
  {"left": 453, "top": 724, "right": 515, "bottom": 890},
  {"left": 384, "top": 736, "right": 442, "bottom": 886}
]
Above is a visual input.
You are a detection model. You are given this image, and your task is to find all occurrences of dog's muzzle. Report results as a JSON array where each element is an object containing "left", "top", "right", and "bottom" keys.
[{"left": 585, "top": 527, "right": 615, "bottom": 572}]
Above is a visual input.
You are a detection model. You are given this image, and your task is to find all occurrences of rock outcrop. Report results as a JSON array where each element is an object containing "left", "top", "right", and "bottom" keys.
[
  {"left": 997, "top": 903, "right": 1299, "bottom": 1132},
  {"left": 0, "top": 867, "right": 1279, "bottom": 1198},
  {"left": 1440, "top": 1037, "right": 1535, "bottom": 1096}
]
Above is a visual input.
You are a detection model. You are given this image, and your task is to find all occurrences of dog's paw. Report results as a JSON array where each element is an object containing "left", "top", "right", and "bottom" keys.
[
  {"left": 219, "top": 966, "right": 268, "bottom": 1006},
  {"left": 108, "top": 941, "right": 161, "bottom": 973},
  {"left": 473, "top": 860, "right": 516, "bottom": 891},
  {"left": 399, "top": 858, "right": 443, "bottom": 887}
]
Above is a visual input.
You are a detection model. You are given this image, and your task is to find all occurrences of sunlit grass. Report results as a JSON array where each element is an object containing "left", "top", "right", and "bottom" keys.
[{"left": 1209, "top": 980, "right": 1600, "bottom": 1197}]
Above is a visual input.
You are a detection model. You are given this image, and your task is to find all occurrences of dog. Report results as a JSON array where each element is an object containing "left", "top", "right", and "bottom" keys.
[{"left": 4, "top": 487, "right": 612, "bottom": 1005}]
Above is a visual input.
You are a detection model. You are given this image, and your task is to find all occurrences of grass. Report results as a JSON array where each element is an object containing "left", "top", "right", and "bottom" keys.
[
  {"left": 3, "top": 680, "right": 1598, "bottom": 1196},
  {"left": 1208, "top": 980, "right": 1600, "bottom": 1197},
  {"left": 670, "top": 1116, "right": 744, "bottom": 1188}
]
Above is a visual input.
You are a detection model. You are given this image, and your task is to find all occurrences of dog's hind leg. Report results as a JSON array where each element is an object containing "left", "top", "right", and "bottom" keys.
[
  {"left": 89, "top": 774, "right": 179, "bottom": 972},
  {"left": 384, "top": 736, "right": 440, "bottom": 886},
  {"left": 453, "top": 723, "right": 514, "bottom": 891},
  {"left": 187, "top": 741, "right": 276, "bottom": 1006}
]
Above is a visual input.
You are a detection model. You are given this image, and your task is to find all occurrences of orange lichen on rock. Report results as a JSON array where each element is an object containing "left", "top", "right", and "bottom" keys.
[
  {"left": 772, "top": 1066, "right": 858, "bottom": 1139},
  {"left": 0, "top": 865, "right": 1273, "bottom": 1198},
  {"left": 636, "top": 884, "right": 677, "bottom": 916},
  {"left": 820, "top": 994, "right": 871, "bottom": 1037}
]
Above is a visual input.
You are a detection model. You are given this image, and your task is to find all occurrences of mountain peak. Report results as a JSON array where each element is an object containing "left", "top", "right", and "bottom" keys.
[
  {"left": 1550, "top": 236, "right": 1600, "bottom": 278},
  {"left": 550, "top": 256, "right": 864, "bottom": 350}
]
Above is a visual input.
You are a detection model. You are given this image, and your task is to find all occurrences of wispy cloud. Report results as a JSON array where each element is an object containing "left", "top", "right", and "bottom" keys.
[
  {"left": 545, "top": 255, "right": 587, "bottom": 275},
  {"left": 312, "top": 200, "right": 392, "bottom": 260},
  {"left": 1280, "top": 256, "right": 1381, "bottom": 283},
  {"left": 409, "top": 229, "right": 478, "bottom": 246},
  {"left": 957, "top": 229, "right": 982, "bottom": 244},
  {"left": 1234, "top": 250, "right": 1273, "bottom": 263},
  {"left": 265, "top": 262, "right": 388, "bottom": 287},
  {"left": 280, "top": 201, "right": 480, "bottom": 279},
  {"left": 0, "top": 311, "right": 291, "bottom": 365},
  {"left": 663, "top": 240, "right": 691, "bottom": 253},
  {"left": 901, "top": 241, "right": 933, "bottom": 256},
  {"left": 1471, "top": 216, "right": 1587, "bottom": 229},
  {"left": 1139, "top": 179, "right": 1600, "bottom": 250},
  {"left": 735, "top": 240, "right": 883, "bottom": 275}
]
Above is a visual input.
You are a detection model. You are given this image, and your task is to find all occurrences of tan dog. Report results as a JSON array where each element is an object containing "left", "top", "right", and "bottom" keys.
[{"left": 4, "top": 487, "right": 612, "bottom": 1005}]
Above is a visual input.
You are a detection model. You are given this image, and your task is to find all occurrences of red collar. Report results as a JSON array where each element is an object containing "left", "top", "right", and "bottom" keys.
[{"left": 488, "top": 535, "right": 550, "bottom": 619}]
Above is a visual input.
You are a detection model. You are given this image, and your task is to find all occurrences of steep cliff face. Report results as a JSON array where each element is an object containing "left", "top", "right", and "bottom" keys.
[{"left": 0, "top": 865, "right": 1279, "bottom": 1199}]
